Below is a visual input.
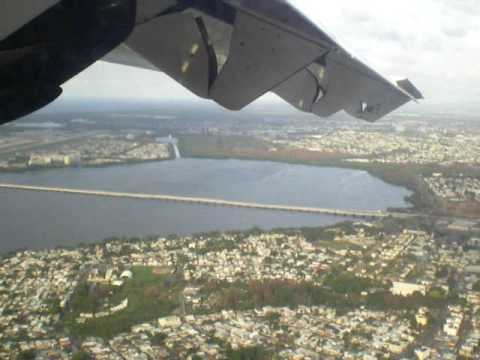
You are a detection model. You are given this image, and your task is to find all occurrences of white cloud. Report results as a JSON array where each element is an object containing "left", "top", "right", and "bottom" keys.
[
  {"left": 63, "top": 61, "right": 196, "bottom": 101},
  {"left": 290, "top": 0, "right": 480, "bottom": 104}
]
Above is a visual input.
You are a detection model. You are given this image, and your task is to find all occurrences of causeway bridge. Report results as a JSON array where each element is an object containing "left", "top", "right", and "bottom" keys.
[{"left": 0, "top": 183, "right": 415, "bottom": 220}]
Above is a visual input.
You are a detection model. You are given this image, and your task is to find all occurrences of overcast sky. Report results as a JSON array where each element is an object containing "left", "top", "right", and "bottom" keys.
[{"left": 62, "top": 0, "right": 480, "bottom": 106}]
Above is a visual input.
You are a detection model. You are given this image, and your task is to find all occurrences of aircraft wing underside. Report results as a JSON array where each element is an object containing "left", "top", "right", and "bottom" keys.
[{"left": 0, "top": 0, "right": 422, "bottom": 124}]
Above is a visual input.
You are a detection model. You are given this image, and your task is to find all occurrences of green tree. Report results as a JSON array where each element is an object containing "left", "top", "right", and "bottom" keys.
[
  {"left": 324, "top": 273, "right": 380, "bottom": 294},
  {"left": 226, "top": 346, "right": 269, "bottom": 360},
  {"left": 435, "top": 266, "right": 449, "bottom": 279},
  {"left": 72, "top": 350, "right": 91, "bottom": 360},
  {"left": 46, "top": 296, "right": 62, "bottom": 315},
  {"left": 17, "top": 350, "right": 36, "bottom": 360},
  {"left": 427, "top": 287, "right": 447, "bottom": 303},
  {"left": 447, "top": 272, "right": 457, "bottom": 291},
  {"left": 151, "top": 333, "right": 167, "bottom": 346}
]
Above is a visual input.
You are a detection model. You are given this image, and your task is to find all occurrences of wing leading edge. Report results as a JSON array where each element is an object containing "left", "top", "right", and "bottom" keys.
[{"left": 105, "top": 0, "right": 422, "bottom": 122}]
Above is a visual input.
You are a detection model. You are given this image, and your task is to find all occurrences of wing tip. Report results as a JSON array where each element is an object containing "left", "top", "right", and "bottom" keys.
[{"left": 396, "top": 79, "right": 424, "bottom": 100}]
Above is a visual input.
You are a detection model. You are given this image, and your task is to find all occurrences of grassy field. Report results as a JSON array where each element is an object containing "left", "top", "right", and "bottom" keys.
[
  {"left": 65, "top": 267, "right": 184, "bottom": 339},
  {"left": 178, "top": 134, "right": 270, "bottom": 159}
]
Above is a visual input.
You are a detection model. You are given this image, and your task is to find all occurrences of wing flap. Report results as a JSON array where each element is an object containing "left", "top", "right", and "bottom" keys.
[
  {"left": 101, "top": 0, "right": 421, "bottom": 122},
  {"left": 273, "top": 69, "right": 320, "bottom": 113},
  {"left": 209, "top": 11, "right": 327, "bottom": 110},
  {"left": 103, "top": 43, "right": 158, "bottom": 71},
  {"left": 315, "top": 53, "right": 413, "bottom": 121},
  {"left": 125, "top": 13, "right": 217, "bottom": 98}
]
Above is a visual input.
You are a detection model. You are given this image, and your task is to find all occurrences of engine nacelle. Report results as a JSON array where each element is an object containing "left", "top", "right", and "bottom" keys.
[{"left": 0, "top": 0, "right": 137, "bottom": 124}]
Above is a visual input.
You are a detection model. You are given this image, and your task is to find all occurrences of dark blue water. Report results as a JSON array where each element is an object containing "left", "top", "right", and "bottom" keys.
[{"left": 0, "top": 159, "right": 412, "bottom": 253}]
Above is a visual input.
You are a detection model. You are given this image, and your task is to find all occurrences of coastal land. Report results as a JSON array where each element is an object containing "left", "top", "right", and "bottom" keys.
[
  {"left": 178, "top": 134, "right": 480, "bottom": 218},
  {"left": 2, "top": 105, "right": 480, "bottom": 358},
  {"left": 2, "top": 217, "right": 480, "bottom": 359}
]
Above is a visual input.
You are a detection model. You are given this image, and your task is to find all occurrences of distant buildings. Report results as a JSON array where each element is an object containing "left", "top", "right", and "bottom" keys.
[
  {"left": 0, "top": 132, "right": 173, "bottom": 172},
  {"left": 416, "top": 308, "right": 429, "bottom": 327},
  {"left": 1, "top": 221, "right": 480, "bottom": 358},
  {"left": 280, "top": 130, "right": 480, "bottom": 166},
  {"left": 425, "top": 173, "right": 480, "bottom": 203},
  {"left": 443, "top": 306, "right": 464, "bottom": 337},
  {"left": 64, "top": 154, "right": 81, "bottom": 166},
  {"left": 391, "top": 282, "right": 427, "bottom": 297}
]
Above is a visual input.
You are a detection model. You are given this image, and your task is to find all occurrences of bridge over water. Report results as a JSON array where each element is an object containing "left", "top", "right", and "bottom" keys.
[{"left": 0, "top": 183, "right": 415, "bottom": 220}]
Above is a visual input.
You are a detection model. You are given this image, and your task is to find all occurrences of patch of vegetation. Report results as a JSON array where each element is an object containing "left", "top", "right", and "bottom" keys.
[
  {"left": 45, "top": 296, "right": 62, "bottom": 315},
  {"left": 72, "top": 350, "right": 91, "bottom": 360},
  {"left": 435, "top": 265, "right": 449, "bottom": 279},
  {"left": 226, "top": 345, "right": 271, "bottom": 360},
  {"left": 296, "top": 226, "right": 339, "bottom": 242},
  {"left": 201, "top": 277, "right": 382, "bottom": 313},
  {"left": 151, "top": 333, "right": 168, "bottom": 346},
  {"left": 318, "top": 241, "right": 363, "bottom": 251},
  {"left": 404, "top": 266, "right": 425, "bottom": 281},
  {"left": 324, "top": 272, "right": 385, "bottom": 294},
  {"left": 201, "top": 280, "right": 321, "bottom": 311},
  {"left": 200, "top": 276, "right": 450, "bottom": 314},
  {"left": 270, "top": 223, "right": 369, "bottom": 250},
  {"left": 178, "top": 134, "right": 269, "bottom": 160},
  {"left": 366, "top": 288, "right": 449, "bottom": 311},
  {"left": 16, "top": 350, "right": 36, "bottom": 360},
  {"left": 196, "top": 238, "right": 238, "bottom": 255},
  {"left": 65, "top": 267, "right": 184, "bottom": 339}
]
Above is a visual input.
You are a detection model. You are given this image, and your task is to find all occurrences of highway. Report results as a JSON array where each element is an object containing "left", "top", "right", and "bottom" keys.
[{"left": 0, "top": 183, "right": 415, "bottom": 219}]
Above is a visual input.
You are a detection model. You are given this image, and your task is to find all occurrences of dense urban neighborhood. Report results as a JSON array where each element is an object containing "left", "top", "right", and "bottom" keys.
[
  {"left": 2, "top": 109, "right": 480, "bottom": 217},
  {"left": 424, "top": 174, "right": 480, "bottom": 203},
  {"left": 179, "top": 122, "right": 480, "bottom": 217},
  {"left": 280, "top": 130, "right": 480, "bottom": 166},
  {"left": 0, "top": 132, "right": 173, "bottom": 171},
  {"left": 1, "top": 103, "right": 480, "bottom": 358},
  {"left": 1, "top": 219, "right": 480, "bottom": 359}
]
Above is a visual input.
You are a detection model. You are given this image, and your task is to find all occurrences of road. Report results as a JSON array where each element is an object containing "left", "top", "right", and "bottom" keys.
[{"left": 0, "top": 183, "right": 417, "bottom": 219}]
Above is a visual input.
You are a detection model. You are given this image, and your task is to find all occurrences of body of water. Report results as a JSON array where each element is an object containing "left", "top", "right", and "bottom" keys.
[{"left": 0, "top": 159, "right": 412, "bottom": 253}]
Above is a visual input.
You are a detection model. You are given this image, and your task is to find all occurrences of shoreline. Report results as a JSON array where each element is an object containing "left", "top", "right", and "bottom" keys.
[
  {"left": 0, "top": 148, "right": 450, "bottom": 215},
  {"left": 2, "top": 135, "right": 478, "bottom": 225},
  {"left": 0, "top": 218, "right": 422, "bottom": 259},
  {"left": 0, "top": 153, "right": 176, "bottom": 174},
  {"left": 176, "top": 135, "right": 480, "bottom": 219},
  {"left": 0, "top": 157, "right": 417, "bottom": 256},
  {"left": 2, "top": 147, "right": 477, "bottom": 218}
]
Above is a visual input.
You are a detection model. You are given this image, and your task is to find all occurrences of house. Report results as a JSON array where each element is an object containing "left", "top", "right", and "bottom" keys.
[
  {"left": 390, "top": 282, "right": 426, "bottom": 297},
  {"left": 158, "top": 316, "right": 182, "bottom": 328}
]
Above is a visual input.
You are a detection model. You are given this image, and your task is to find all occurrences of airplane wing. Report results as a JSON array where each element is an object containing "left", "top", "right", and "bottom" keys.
[{"left": 0, "top": 0, "right": 422, "bottom": 125}]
